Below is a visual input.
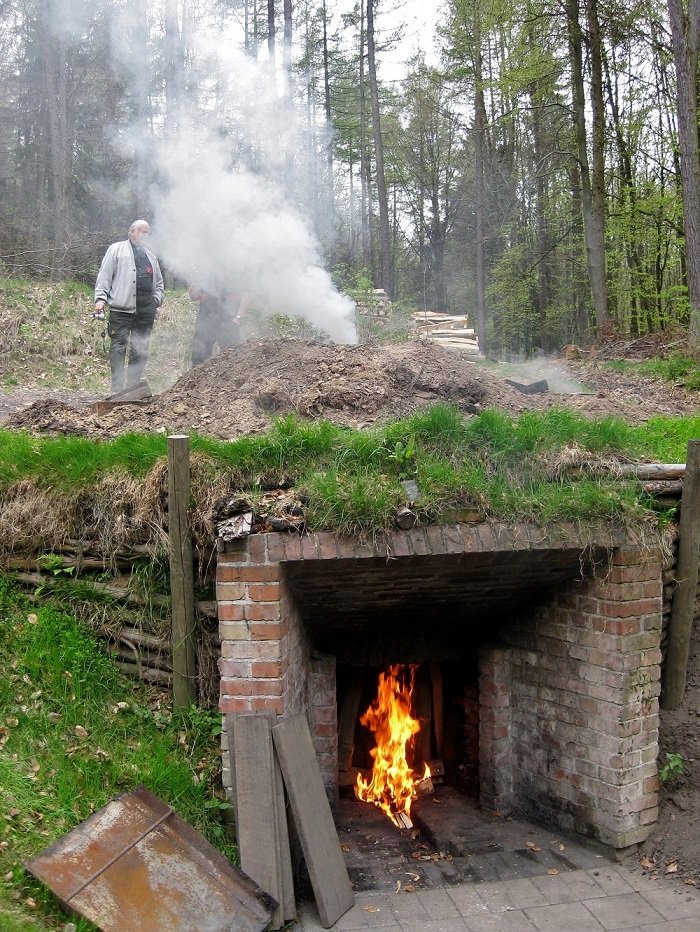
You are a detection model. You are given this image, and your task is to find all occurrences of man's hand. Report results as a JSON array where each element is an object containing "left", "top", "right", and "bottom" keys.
[{"left": 93, "top": 300, "right": 106, "bottom": 320}]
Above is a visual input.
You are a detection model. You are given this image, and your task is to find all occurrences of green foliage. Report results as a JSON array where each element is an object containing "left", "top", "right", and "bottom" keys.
[
  {"left": 658, "top": 752, "right": 685, "bottom": 785},
  {"left": 0, "top": 278, "right": 33, "bottom": 304},
  {"left": 0, "top": 575, "right": 235, "bottom": 929},
  {"left": 36, "top": 553, "right": 75, "bottom": 577},
  {"left": 602, "top": 356, "right": 700, "bottom": 391},
  {"left": 1, "top": 405, "right": 699, "bottom": 537},
  {"left": 0, "top": 430, "right": 168, "bottom": 487},
  {"left": 487, "top": 243, "right": 540, "bottom": 356},
  {"left": 385, "top": 434, "right": 417, "bottom": 476},
  {"left": 302, "top": 469, "right": 402, "bottom": 537}
]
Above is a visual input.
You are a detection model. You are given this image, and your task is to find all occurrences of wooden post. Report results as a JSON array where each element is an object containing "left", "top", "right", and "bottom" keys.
[
  {"left": 430, "top": 661, "right": 444, "bottom": 759},
  {"left": 337, "top": 668, "right": 364, "bottom": 775},
  {"left": 168, "top": 435, "right": 197, "bottom": 708},
  {"left": 661, "top": 440, "right": 700, "bottom": 710}
]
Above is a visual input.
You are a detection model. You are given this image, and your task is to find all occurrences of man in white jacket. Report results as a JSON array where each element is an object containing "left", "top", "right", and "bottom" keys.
[{"left": 94, "top": 220, "right": 164, "bottom": 394}]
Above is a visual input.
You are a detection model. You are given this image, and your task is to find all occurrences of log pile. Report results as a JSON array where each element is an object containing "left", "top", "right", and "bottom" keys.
[
  {"left": 6, "top": 543, "right": 221, "bottom": 704},
  {"left": 411, "top": 311, "right": 483, "bottom": 358}
]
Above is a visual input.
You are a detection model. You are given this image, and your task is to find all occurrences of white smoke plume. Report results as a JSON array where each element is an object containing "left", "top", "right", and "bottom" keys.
[
  {"left": 142, "top": 36, "right": 357, "bottom": 345},
  {"left": 150, "top": 125, "right": 357, "bottom": 344},
  {"left": 504, "top": 355, "right": 588, "bottom": 394}
]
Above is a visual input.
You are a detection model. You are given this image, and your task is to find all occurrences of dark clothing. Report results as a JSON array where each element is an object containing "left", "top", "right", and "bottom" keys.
[
  {"left": 108, "top": 298, "right": 157, "bottom": 393},
  {"left": 132, "top": 242, "right": 154, "bottom": 299},
  {"left": 191, "top": 294, "right": 242, "bottom": 366}
]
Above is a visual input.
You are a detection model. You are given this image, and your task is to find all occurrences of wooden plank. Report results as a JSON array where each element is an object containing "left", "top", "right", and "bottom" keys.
[
  {"left": 337, "top": 668, "right": 364, "bottom": 774},
  {"left": 272, "top": 714, "right": 354, "bottom": 928},
  {"left": 413, "top": 665, "right": 432, "bottom": 767},
  {"left": 168, "top": 435, "right": 196, "bottom": 707},
  {"left": 662, "top": 439, "right": 700, "bottom": 709},
  {"left": 430, "top": 662, "right": 444, "bottom": 759},
  {"left": 271, "top": 727, "right": 297, "bottom": 922},
  {"left": 230, "top": 713, "right": 295, "bottom": 929}
]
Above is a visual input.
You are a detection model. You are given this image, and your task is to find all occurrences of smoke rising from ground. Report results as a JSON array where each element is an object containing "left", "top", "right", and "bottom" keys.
[
  {"left": 84, "top": 6, "right": 357, "bottom": 345},
  {"left": 503, "top": 356, "right": 587, "bottom": 394}
]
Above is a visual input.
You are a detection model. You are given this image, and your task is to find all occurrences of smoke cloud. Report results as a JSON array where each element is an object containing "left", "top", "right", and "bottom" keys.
[
  {"left": 142, "top": 38, "right": 357, "bottom": 344},
  {"left": 151, "top": 124, "right": 356, "bottom": 344}
]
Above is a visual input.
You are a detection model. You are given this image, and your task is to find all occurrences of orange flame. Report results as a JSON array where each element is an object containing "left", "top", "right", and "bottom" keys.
[{"left": 355, "top": 664, "right": 429, "bottom": 827}]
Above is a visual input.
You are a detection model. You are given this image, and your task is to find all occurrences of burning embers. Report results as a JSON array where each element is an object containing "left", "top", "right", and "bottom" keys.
[{"left": 355, "top": 664, "right": 432, "bottom": 829}]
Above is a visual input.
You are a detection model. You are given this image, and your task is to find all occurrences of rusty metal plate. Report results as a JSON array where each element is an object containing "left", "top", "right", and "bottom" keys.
[{"left": 26, "top": 785, "right": 275, "bottom": 932}]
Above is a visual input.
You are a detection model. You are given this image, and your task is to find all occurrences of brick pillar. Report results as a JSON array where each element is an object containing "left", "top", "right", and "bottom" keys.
[
  {"left": 479, "top": 646, "right": 513, "bottom": 812},
  {"left": 308, "top": 653, "right": 338, "bottom": 804},
  {"left": 217, "top": 535, "right": 287, "bottom": 716},
  {"left": 217, "top": 533, "right": 317, "bottom": 799}
]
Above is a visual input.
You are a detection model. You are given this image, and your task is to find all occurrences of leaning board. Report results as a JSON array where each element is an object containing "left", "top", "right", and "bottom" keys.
[{"left": 272, "top": 714, "right": 355, "bottom": 928}]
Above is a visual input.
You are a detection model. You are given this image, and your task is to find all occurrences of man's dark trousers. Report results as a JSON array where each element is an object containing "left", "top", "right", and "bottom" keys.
[{"left": 108, "top": 298, "right": 157, "bottom": 393}]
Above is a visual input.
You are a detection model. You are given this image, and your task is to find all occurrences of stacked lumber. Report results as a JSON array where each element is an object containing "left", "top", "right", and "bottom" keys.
[{"left": 411, "top": 311, "right": 483, "bottom": 358}]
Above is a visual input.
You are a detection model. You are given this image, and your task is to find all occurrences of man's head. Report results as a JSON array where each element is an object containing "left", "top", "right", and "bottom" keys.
[{"left": 128, "top": 220, "right": 151, "bottom": 246}]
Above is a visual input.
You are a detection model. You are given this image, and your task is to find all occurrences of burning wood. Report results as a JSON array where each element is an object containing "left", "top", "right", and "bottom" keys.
[
  {"left": 415, "top": 770, "right": 434, "bottom": 797},
  {"left": 355, "top": 664, "right": 432, "bottom": 828}
]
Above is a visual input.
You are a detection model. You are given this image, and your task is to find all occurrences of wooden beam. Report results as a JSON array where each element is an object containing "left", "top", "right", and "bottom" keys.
[
  {"left": 661, "top": 440, "right": 700, "bottom": 709},
  {"left": 430, "top": 662, "right": 444, "bottom": 759},
  {"left": 272, "top": 714, "right": 354, "bottom": 928},
  {"left": 337, "top": 668, "right": 364, "bottom": 774},
  {"left": 168, "top": 435, "right": 197, "bottom": 708},
  {"left": 568, "top": 463, "right": 687, "bottom": 480}
]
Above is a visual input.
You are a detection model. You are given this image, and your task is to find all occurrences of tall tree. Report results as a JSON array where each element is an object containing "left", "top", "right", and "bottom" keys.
[
  {"left": 566, "top": 0, "right": 608, "bottom": 333},
  {"left": 38, "top": 0, "right": 70, "bottom": 278},
  {"left": 366, "top": 0, "right": 393, "bottom": 298},
  {"left": 667, "top": 0, "right": 700, "bottom": 341}
]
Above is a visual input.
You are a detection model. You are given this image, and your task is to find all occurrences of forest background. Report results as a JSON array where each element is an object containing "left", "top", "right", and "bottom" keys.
[{"left": 0, "top": 0, "right": 699, "bottom": 358}]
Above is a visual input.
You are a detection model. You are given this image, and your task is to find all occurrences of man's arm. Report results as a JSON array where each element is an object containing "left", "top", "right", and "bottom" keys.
[
  {"left": 151, "top": 255, "right": 165, "bottom": 307},
  {"left": 234, "top": 293, "right": 251, "bottom": 321},
  {"left": 94, "top": 244, "right": 117, "bottom": 305}
]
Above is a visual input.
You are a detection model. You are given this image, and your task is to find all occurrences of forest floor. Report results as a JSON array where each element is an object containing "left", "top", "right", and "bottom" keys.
[{"left": 1, "top": 288, "right": 699, "bottom": 887}]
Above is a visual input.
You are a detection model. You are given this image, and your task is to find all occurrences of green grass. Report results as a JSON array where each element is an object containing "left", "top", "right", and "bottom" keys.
[
  {"left": 602, "top": 355, "right": 700, "bottom": 390},
  {"left": 1, "top": 405, "right": 699, "bottom": 537},
  {"left": 0, "top": 575, "right": 234, "bottom": 930}
]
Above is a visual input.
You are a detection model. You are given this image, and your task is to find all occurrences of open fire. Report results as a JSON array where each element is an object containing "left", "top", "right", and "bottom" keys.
[{"left": 355, "top": 664, "right": 431, "bottom": 828}]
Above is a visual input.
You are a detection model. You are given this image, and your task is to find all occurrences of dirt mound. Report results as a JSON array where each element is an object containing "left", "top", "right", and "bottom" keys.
[
  {"left": 5, "top": 338, "right": 699, "bottom": 439},
  {"left": 2, "top": 339, "right": 498, "bottom": 438}
]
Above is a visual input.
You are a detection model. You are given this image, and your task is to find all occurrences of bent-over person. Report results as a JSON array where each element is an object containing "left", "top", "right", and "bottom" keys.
[{"left": 188, "top": 283, "right": 250, "bottom": 367}]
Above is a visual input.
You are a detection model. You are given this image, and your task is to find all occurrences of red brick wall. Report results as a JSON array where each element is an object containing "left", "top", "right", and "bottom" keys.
[
  {"left": 478, "top": 546, "right": 662, "bottom": 848},
  {"left": 217, "top": 526, "right": 662, "bottom": 848}
]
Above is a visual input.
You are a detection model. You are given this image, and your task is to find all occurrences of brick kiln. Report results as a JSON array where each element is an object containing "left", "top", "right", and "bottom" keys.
[{"left": 217, "top": 521, "right": 662, "bottom": 851}]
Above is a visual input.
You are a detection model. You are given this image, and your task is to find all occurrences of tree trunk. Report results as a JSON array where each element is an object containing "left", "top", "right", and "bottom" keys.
[
  {"left": 474, "top": 27, "right": 487, "bottom": 355},
  {"left": 283, "top": 0, "right": 293, "bottom": 98},
  {"left": 164, "top": 0, "right": 185, "bottom": 130},
  {"left": 128, "top": 0, "right": 150, "bottom": 217},
  {"left": 321, "top": 0, "right": 336, "bottom": 265},
  {"left": 366, "top": 0, "right": 393, "bottom": 298},
  {"left": 359, "top": 4, "right": 372, "bottom": 271},
  {"left": 267, "top": 0, "right": 276, "bottom": 67},
  {"left": 667, "top": 0, "right": 700, "bottom": 342},
  {"left": 566, "top": 0, "right": 608, "bottom": 332},
  {"left": 39, "top": 0, "right": 70, "bottom": 279}
]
